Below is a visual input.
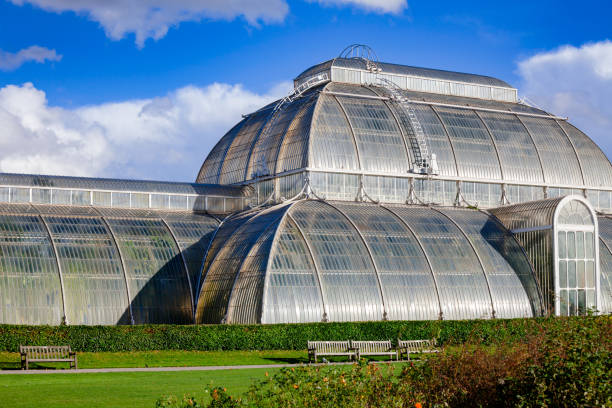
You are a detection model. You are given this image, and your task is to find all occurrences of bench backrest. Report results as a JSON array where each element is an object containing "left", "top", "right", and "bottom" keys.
[
  {"left": 307, "top": 341, "right": 350, "bottom": 353},
  {"left": 397, "top": 339, "right": 437, "bottom": 352},
  {"left": 351, "top": 340, "right": 392, "bottom": 353},
  {"left": 20, "top": 345, "right": 72, "bottom": 359}
]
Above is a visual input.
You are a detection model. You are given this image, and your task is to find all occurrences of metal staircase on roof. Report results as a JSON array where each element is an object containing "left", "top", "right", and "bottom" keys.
[
  {"left": 252, "top": 72, "right": 330, "bottom": 178},
  {"left": 376, "top": 78, "right": 438, "bottom": 175}
]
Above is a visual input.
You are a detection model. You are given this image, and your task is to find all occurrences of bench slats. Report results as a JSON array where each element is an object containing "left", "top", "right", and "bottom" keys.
[{"left": 20, "top": 345, "right": 77, "bottom": 370}]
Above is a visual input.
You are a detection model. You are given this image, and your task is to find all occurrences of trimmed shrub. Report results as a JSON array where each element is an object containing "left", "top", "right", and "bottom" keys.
[{"left": 0, "top": 317, "right": 563, "bottom": 352}]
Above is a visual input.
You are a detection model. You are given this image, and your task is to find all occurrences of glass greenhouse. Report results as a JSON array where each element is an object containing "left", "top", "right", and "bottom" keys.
[{"left": 1, "top": 48, "right": 611, "bottom": 325}]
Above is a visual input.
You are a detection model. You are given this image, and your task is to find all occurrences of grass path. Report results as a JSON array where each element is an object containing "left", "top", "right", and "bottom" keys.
[
  {"left": 0, "top": 350, "right": 307, "bottom": 370},
  {"left": 0, "top": 368, "right": 276, "bottom": 407}
]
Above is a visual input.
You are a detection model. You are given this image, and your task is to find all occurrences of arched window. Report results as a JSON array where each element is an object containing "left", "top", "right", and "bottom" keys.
[{"left": 554, "top": 198, "right": 599, "bottom": 316}]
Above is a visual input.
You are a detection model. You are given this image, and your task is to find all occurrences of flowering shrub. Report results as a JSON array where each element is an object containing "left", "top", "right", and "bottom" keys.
[{"left": 156, "top": 316, "right": 611, "bottom": 407}]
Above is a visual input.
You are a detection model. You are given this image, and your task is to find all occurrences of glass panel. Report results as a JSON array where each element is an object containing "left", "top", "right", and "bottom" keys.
[
  {"left": 92, "top": 191, "right": 111, "bottom": 207},
  {"left": 31, "top": 188, "right": 51, "bottom": 204},
  {"left": 520, "top": 117, "right": 583, "bottom": 185},
  {"left": 558, "top": 231, "right": 566, "bottom": 258},
  {"left": 478, "top": 112, "right": 544, "bottom": 183},
  {"left": 585, "top": 231, "right": 594, "bottom": 257},
  {"left": 335, "top": 203, "right": 440, "bottom": 320},
  {"left": 577, "top": 261, "right": 585, "bottom": 287},
  {"left": 72, "top": 190, "right": 90, "bottom": 206},
  {"left": 576, "top": 232, "right": 585, "bottom": 258},
  {"left": 197, "top": 206, "right": 289, "bottom": 324},
  {"left": 559, "top": 261, "right": 567, "bottom": 288},
  {"left": 197, "top": 120, "right": 246, "bottom": 183},
  {"left": 439, "top": 208, "right": 536, "bottom": 318},
  {"left": 310, "top": 95, "right": 360, "bottom": 171},
  {"left": 276, "top": 98, "right": 316, "bottom": 173},
  {"left": 567, "top": 232, "right": 576, "bottom": 258},
  {"left": 105, "top": 217, "right": 191, "bottom": 324},
  {"left": 586, "top": 261, "right": 595, "bottom": 288},
  {"left": 568, "top": 261, "right": 576, "bottom": 288},
  {"left": 290, "top": 201, "right": 384, "bottom": 322},
  {"left": 337, "top": 96, "right": 409, "bottom": 174},
  {"left": 248, "top": 96, "right": 314, "bottom": 179},
  {"left": 599, "top": 238, "right": 612, "bottom": 314},
  {"left": 44, "top": 215, "right": 130, "bottom": 325},
  {"left": 388, "top": 206, "right": 492, "bottom": 319},
  {"left": 434, "top": 106, "right": 501, "bottom": 180},
  {"left": 162, "top": 213, "right": 219, "bottom": 302},
  {"left": 568, "top": 290, "right": 577, "bottom": 315},
  {"left": 263, "top": 217, "right": 324, "bottom": 324},
  {"left": 219, "top": 109, "right": 270, "bottom": 184},
  {"left": 112, "top": 192, "right": 130, "bottom": 208},
  {"left": 559, "top": 121, "right": 612, "bottom": 188},
  {"left": 0, "top": 212, "right": 63, "bottom": 325},
  {"left": 51, "top": 189, "right": 70, "bottom": 205},
  {"left": 560, "top": 289, "right": 569, "bottom": 316}
]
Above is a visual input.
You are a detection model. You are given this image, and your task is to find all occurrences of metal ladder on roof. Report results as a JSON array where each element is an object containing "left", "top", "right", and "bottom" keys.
[
  {"left": 377, "top": 78, "right": 436, "bottom": 175},
  {"left": 252, "top": 72, "right": 330, "bottom": 178}
]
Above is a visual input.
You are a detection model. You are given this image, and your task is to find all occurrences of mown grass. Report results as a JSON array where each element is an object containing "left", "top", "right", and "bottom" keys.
[
  {"left": 0, "top": 349, "right": 308, "bottom": 370},
  {"left": 0, "top": 368, "right": 278, "bottom": 408}
]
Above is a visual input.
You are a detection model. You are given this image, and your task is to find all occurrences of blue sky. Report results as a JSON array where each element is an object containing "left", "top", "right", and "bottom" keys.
[{"left": 0, "top": 0, "right": 611, "bottom": 181}]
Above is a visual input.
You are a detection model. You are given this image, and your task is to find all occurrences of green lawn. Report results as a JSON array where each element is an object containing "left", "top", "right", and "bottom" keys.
[
  {"left": 0, "top": 368, "right": 276, "bottom": 408},
  {"left": 0, "top": 350, "right": 307, "bottom": 370}
]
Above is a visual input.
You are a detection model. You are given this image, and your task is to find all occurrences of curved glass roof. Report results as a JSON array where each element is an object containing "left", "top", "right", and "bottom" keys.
[
  {"left": 195, "top": 200, "right": 540, "bottom": 324},
  {"left": 197, "top": 82, "right": 612, "bottom": 191},
  {"left": 596, "top": 216, "right": 612, "bottom": 314},
  {"left": 0, "top": 202, "right": 218, "bottom": 325}
]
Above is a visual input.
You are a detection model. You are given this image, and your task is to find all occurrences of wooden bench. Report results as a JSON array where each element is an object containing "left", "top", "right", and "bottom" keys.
[
  {"left": 351, "top": 340, "right": 397, "bottom": 361},
  {"left": 20, "top": 345, "right": 77, "bottom": 370},
  {"left": 307, "top": 341, "right": 357, "bottom": 363},
  {"left": 397, "top": 339, "right": 439, "bottom": 361}
]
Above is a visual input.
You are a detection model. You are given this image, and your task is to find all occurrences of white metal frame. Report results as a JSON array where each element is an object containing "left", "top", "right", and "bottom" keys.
[{"left": 552, "top": 195, "right": 600, "bottom": 316}]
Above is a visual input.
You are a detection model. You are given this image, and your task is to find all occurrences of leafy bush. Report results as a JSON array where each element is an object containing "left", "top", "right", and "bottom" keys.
[
  {"left": 156, "top": 316, "right": 611, "bottom": 408},
  {"left": 0, "top": 318, "right": 546, "bottom": 352}
]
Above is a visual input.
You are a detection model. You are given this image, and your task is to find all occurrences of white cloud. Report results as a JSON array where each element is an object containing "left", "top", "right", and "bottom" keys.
[
  {"left": 0, "top": 46, "right": 62, "bottom": 71},
  {"left": 312, "top": 0, "right": 407, "bottom": 14},
  {"left": 0, "top": 81, "right": 290, "bottom": 180},
  {"left": 10, "top": 0, "right": 290, "bottom": 48},
  {"left": 518, "top": 40, "right": 612, "bottom": 159}
]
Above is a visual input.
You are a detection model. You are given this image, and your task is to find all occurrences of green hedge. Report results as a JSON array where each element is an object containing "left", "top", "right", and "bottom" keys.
[{"left": 0, "top": 318, "right": 553, "bottom": 352}]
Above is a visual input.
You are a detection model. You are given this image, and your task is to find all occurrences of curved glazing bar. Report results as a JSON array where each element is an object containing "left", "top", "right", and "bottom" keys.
[
  {"left": 598, "top": 238, "right": 612, "bottom": 314},
  {"left": 334, "top": 203, "right": 440, "bottom": 320},
  {"left": 219, "top": 109, "right": 271, "bottom": 184},
  {"left": 197, "top": 209, "right": 263, "bottom": 291},
  {"left": 262, "top": 215, "right": 326, "bottom": 323},
  {"left": 225, "top": 221, "right": 282, "bottom": 324},
  {"left": 289, "top": 200, "right": 384, "bottom": 322},
  {"left": 433, "top": 106, "right": 502, "bottom": 180},
  {"left": 246, "top": 96, "right": 313, "bottom": 180},
  {"left": 197, "top": 120, "right": 247, "bottom": 184},
  {"left": 476, "top": 112, "right": 544, "bottom": 184},
  {"left": 275, "top": 97, "right": 317, "bottom": 174},
  {"left": 0, "top": 204, "right": 63, "bottom": 325},
  {"left": 336, "top": 95, "right": 409, "bottom": 174},
  {"left": 558, "top": 121, "right": 612, "bottom": 188},
  {"left": 104, "top": 217, "right": 192, "bottom": 324},
  {"left": 517, "top": 117, "right": 583, "bottom": 186},
  {"left": 196, "top": 205, "right": 289, "bottom": 323},
  {"left": 388, "top": 206, "right": 493, "bottom": 319},
  {"left": 42, "top": 213, "right": 131, "bottom": 325},
  {"left": 309, "top": 94, "right": 361, "bottom": 171},
  {"left": 438, "top": 208, "right": 535, "bottom": 318},
  {"left": 161, "top": 213, "right": 219, "bottom": 304}
]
